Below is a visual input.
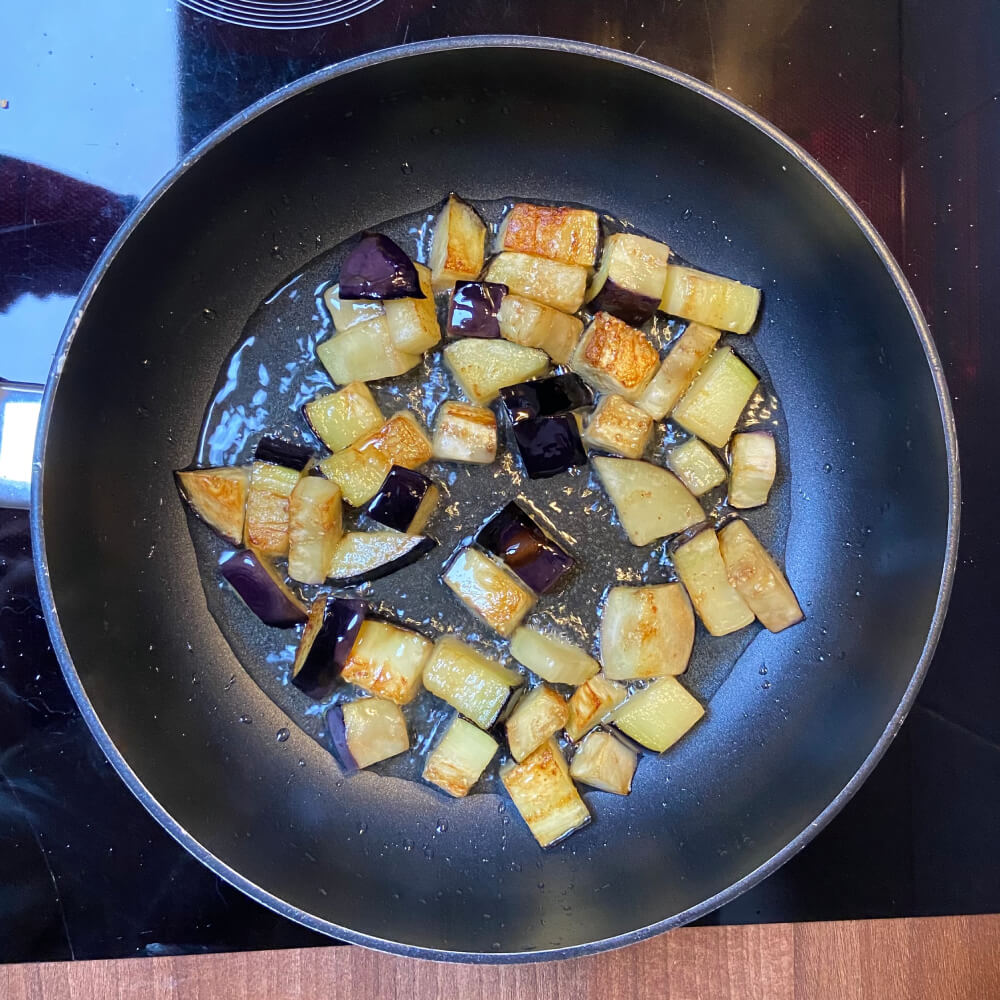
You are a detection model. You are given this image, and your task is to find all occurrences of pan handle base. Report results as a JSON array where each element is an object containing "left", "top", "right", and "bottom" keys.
[{"left": 0, "top": 380, "right": 42, "bottom": 509}]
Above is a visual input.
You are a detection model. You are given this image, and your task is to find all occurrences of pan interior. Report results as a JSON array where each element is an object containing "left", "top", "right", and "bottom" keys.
[{"left": 37, "top": 43, "right": 953, "bottom": 957}]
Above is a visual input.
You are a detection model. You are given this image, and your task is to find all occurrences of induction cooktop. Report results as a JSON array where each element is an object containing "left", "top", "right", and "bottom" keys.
[{"left": 1, "top": 0, "right": 996, "bottom": 962}]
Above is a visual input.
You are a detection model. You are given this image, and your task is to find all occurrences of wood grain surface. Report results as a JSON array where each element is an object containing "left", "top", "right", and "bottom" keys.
[{"left": 3, "top": 915, "right": 999, "bottom": 999}]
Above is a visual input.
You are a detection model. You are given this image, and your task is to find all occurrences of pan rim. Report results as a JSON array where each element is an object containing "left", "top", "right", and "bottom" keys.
[{"left": 30, "top": 34, "right": 961, "bottom": 964}]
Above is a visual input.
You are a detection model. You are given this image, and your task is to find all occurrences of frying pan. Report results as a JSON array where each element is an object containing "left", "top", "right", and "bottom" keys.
[{"left": 14, "top": 37, "right": 958, "bottom": 960}]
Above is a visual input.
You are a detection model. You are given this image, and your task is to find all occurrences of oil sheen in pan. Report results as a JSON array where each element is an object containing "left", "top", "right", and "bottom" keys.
[{"left": 187, "top": 197, "right": 790, "bottom": 791}]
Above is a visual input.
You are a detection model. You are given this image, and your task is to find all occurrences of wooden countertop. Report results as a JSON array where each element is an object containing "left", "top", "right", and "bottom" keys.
[{"left": 3, "top": 915, "right": 998, "bottom": 999}]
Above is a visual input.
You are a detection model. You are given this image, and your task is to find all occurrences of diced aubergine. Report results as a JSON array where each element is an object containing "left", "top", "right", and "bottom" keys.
[
  {"left": 476, "top": 501, "right": 575, "bottom": 594},
  {"left": 569, "top": 730, "right": 637, "bottom": 795},
  {"left": 443, "top": 338, "right": 548, "bottom": 405},
  {"left": 338, "top": 233, "right": 424, "bottom": 301},
  {"left": 316, "top": 315, "right": 421, "bottom": 385},
  {"left": 672, "top": 347, "right": 759, "bottom": 448},
  {"left": 365, "top": 466, "right": 439, "bottom": 534},
  {"left": 422, "top": 636, "right": 523, "bottom": 729},
  {"left": 659, "top": 264, "right": 761, "bottom": 334},
  {"left": 304, "top": 381, "right": 385, "bottom": 454},
  {"left": 287, "top": 475, "right": 343, "bottom": 584},
  {"left": 355, "top": 411, "right": 433, "bottom": 468},
  {"left": 498, "top": 373, "right": 594, "bottom": 424},
  {"left": 423, "top": 716, "right": 499, "bottom": 797},
  {"left": 328, "top": 698, "right": 409, "bottom": 771},
  {"left": 291, "top": 595, "right": 366, "bottom": 699},
  {"left": 219, "top": 549, "right": 308, "bottom": 628},
  {"left": 383, "top": 262, "right": 441, "bottom": 355},
  {"left": 592, "top": 456, "right": 704, "bottom": 546},
  {"left": 431, "top": 400, "right": 498, "bottom": 464},
  {"left": 582, "top": 394, "right": 654, "bottom": 459},
  {"left": 244, "top": 460, "right": 302, "bottom": 557},
  {"left": 447, "top": 281, "right": 508, "bottom": 338},
  {"left": 429, "top": 194, "right": 487, "bottom": 293},
  {"left": 497, "top": 294, "right": 584, "bottom": 363},
  {"left": 322, "top": 283, "right": 384, "bottom": 332},
  {"left": 340, "top": 619, "right": 433, "bottom": 705},
  {"left": 513, "top": 414, "right": 588, "bottom": 479},
  {"left": 600, "top": 584, "right": 695, "bottom": 680},
  {"left": 253, "top": 436, "right": 313, "bottom": 471},
  {"left": 672, "top": 527, "right": 755, "bottom": 636},
  {"left": 341, "top": 698, "right": 409, "bottom": 768},
  {"left": 485, "top": 252, "right": 588, "bottom": 314},
  {"left": 509, "top": 627, "right": 600, "bottom": 687},
  {"left": 666, "top": 438, "right": 727, "bottom": 496},
  {"left": 501, "top": 739, "right": 590, "bottom": 847},
  {"left": 587, "top": 233, "right": 671, "bottom": 326},
  {"left": 442, "top": 546, "right": 536, "bottom": 637},
  {"left": 729, "top": 431, "right": 777, "bottom": 508},
  {"left": 497, "top": 203, "right": 601, "bottom": 267},
  {"left": 636, "top": 322, "right": 721, "bottom": 420},
  {"left": 505, "top": 684, "right": 569, "bottom": 762},
  {"left": 570, "top": 311, "right": 660, "bottom": 401},
  {"left": 175, "top": 466, "right": 249, "bottom": 545},
  {"left": 319, "top": 411, "right": 432, "bottom": 506},
  {"left": 718, "top": 518, "right": 803, "bottom": 632},
  {"left": 612, "top": 676, "right": 704, "bottom": 753},
  {"left": 318, "top": 446, "right": 393, "bottom": 508},
  {"left": 326, "top": 531, "right": 436, "bottom": 585},
  {"left": 565, "top": 674, "right": 627, "bottom": 742}
]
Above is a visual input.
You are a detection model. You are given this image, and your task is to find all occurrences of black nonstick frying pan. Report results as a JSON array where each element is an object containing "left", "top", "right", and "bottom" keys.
[{"left": 23, "top": 37, "right": 958, "bottom": 961}]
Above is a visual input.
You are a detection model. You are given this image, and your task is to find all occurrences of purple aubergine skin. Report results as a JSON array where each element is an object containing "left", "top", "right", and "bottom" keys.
[
  {"left": 476, "top": 501, "right": 575, "bottom": 594},
  {"left": 512, "top": 413, "right": 588, "bottom": 480},
  {"left": 325, "top": 706, "right": 359, "bottom": 773},
  {"left": 499, "top": 373, "right": 594, "bottom": 423},
  {"left": 338, "top": 233, "right": 424, "bottom": 300},
  {"left": 446, "top": 281, "right": 508, "bottom": 338},
  {"left": 587, "top": 281, "right": 659, "bottom": 327},
  {"left": 219, "top": 550, "right": 308, "bottom": 628},
  {"left": 254, "top": 435, "right": 313, "bottom": 471},
  {"left": 291, "top": 598, "right": 367, "bottom": 700},
  {"left": 327, "top": 535, "right": 438, "bottom": 586},
  {"left": 365, "top": 465, "right": 434, "bottom": 532}
]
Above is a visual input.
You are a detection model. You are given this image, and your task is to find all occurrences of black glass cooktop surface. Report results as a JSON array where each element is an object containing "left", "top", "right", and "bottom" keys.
[{"left": 1, "top": 0, "right": 997, "bottom": 962}]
